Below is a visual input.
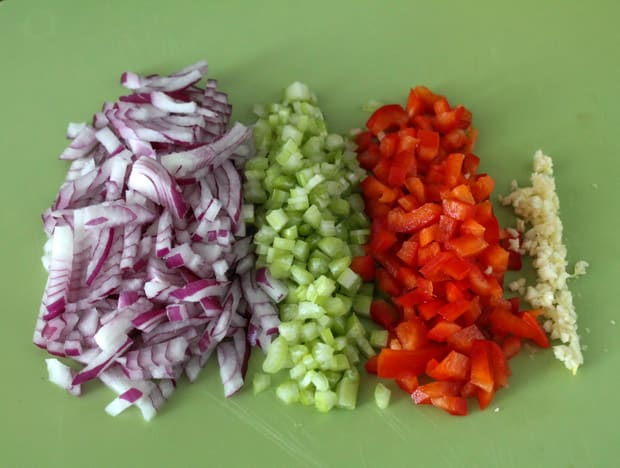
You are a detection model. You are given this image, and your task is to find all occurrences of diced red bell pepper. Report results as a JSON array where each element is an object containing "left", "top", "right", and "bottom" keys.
[
  {"left": 459, "top": 218, "right": 486, "bottom": 237},
  {"left": 442, "top": 197, "right": 476, "bottom": 221},
  {"left": 487, "top": 340, "right": 511, "bottom": 388},
  {"left": 417, "top": 241, "right": 441, "bottom": 266},
  {"left": 357, "top": 144, "right": 381, "bottom": 171},
  {"left": 370, "top": 299, "right": 401, "bottom": 330},
  {"left": 379, "top": 132, "right": 399, "bottom": 159},
  {"left": 447, "top": 324, "right": 486, "bottom": 354},
  {"left": 476, "top": 386, "right": 495, "bottom": 410},
  {"left": 442, "top": 128, "right": 468, "bottom": 152},
  {"left": 418, "top": 224, "right": 439, "bottom": 247},
  {"left": 468, "top": 265, "right": 503, "bottom": 298},
  {"left": 430, "top": 395, "right": 468, "bottom": 416},
  {"left": 440, "top": 256, "right": 473, "bottom": 280},
  {"left": 406, "top": 88, "right": 425, "bottom": 117},
  {"left": 470, "top": 340, "right": 494, "bottom": 393},
  {"left": 520, "top": 311, "right": 551, "bottom": 348},
  {"left": 450, "top": 184, "right": 476, "bottom": 204},
  {"left": 417, "top": 129, "right": 440, "bottom": 162},
  {"left": 396, "top": 239, "right": 419, "bottom": 266},
  {"left": 369, "top": 229, "right": 398, "bottom": 254},
  {"left": 438, "top": 214, "right": 459, "bottom": 242},
  {"left": 396, "top": 267, "right": 418, "bottom": 290},
  {"left": 365, "top": 355, "right": 378, "bottom": 374},
  {"left": 414, "top": 86, "right": 442, "bottom": 109},
  {"left": 354, "top": 130, "right": 374, "bottom": 152},
  {"left": 388, "top": 150, "right": 417, "bottom": 187},
  {"left": 445, "top": 234, "right": 489, "bottom": 258},
  {"left": 419, "top": 250, "right": 454, "bottom": 279},
  {"left": 418, "top": 300, "right": 444, "bottom": 321},
  {"left": 444, "top": 281, "right": 465, "bottom": 302},
  {"left": 427, "top": 321, "right": 462, "bottom": 342},
  {"left": 411, "top": 380, "right": 462, "bottom": 404},
  {"left": 471, "top": 174, "right": 495, "bottom": 203},
  {"left": 460, "top": 296, "right": 482, "bottom": 325},
  {"left": 367, "top": 104, "right": 409, "bottom": 136},
  {"left": 404, "top": 177, "right": 426, "bottom": 203},
  {"left": 372, "top": 158, "right": 391, "bottom": 184},
  {"left": 350, "top": 255, "right": 375, "bottom": 282},
  {"left": 377, "top": 346, "right": 449, "bottom": 379},
  {"left": 427, "top": 350, "right": 470, "bottom": 381},
  {"left": 396, "top": 373, "right": 420, "bottom": 394},
  {"left": 395, "top": 319, "right": 428, "bottom": 351},
  {"left": 463, "top": 153, "right": 480, "bottom": 176},
  {"left": 360, "top": 175, "right": 398, "bottom": 202},
  {"left": 397, "top": 128, "right": 419, "bottom": 153},
  {"left": 479, "top": 244, "right": 510, "bottom": 276},
  {"left": 397, "top": 194, "right": 418, "bottom": 212},
  {"left": 395, "top": 285, "right": 434, "bottom": 308},
  {"left": 501, "top": 336, "right": 522, "bottom": 360},
  {"left": 387, "top": 203, "right": 442, "bottom": 233},
  {"left": 438, "top": 299, "right": 471, "bottom": 322},
  {"left": 376, "top": 268, "right": 402, "bottom": 297}
]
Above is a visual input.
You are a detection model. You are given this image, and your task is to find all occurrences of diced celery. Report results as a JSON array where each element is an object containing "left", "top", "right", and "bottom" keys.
[
  {"left": 278, "top": 321, "right": 301, "bottom": 344},
  {"left": 301, "top": 321, "right": 320, "bottom": 341},
  {"left": 318, "top": 219, "right": 337, "bottom": 237},
  {"left": 336, "top": 370, "right": 359, "bottom": 410},
  {"left": 374, "top": 383, "right": 391, "bottom": 409},
  {"left": 346, "top": 314, "right": 365, "bottom": 339},
  {"left": 326, "top": 354, "right": 350, "bottom": 371},
  {"left": 290, "top": 264, "right": 314, "bottom": 285},
  {"left": 289, "top": 344, "right": 309, "bottom": 364},
  {"left": 266, "top": 208, "right": 288, "bottom": 232},
  {"left": 262, "top": 336, "right": 289, "bottom": 374},
  {"left": 311, "top": 372, "right": 330, "bottom": 392},
  {"left": 349, "top": 229, "right": 370, "bottom": 245},
  {"left": 314, "top": 275, "right": 337, "bottom": 298},
  {"left": 315, "top": 391, "right": 337, "bottom": 412},
  {"left": 328, "top": 198, "right": 350, "bottom": 217},
  {"left": 357, "top": 336, "right": 376, "bottom": 358},
  {"left": 317, "top": 237, "right": 345, "bottom": 258},
  {"left": 303, "top": 205, "right": 322, "bottom": 229},
  {"left": 337, "top": 268, "right": 362, "bottom": 294},
  {"left": 333, "top": 336, "right": 348, "bottom": 351},
  {"left": 312, "top": 342, "right": 335, "bottom": 365},
  {"left": 280, "top": 303, "right": 298, "bottom": 321},
  {"left": 319, "top": 327, "right": 335, "bottom": 346},
  {"left": 273, "top": 237, "right": 296, "bottom": 251},
  {"left": 299, "top": 388, "right": 315, "bottom": 406},
  {"left": 329, "top": 256, "right": 351, "bottom": 278},
  {"left": 325, "top": 133, "right": 345, "bottom": 151},
  {"left": 298, "top": 302, "right": 324, "bottom": 320},
  {"left": 285, "top": 82, "right": 312, "bottom": 102},
  {"left": 292, "top": 240, "right": 309, "bottom": 261},
  {"left": 281, "top": 225, "right": 298, "bottom": 240},
  {"left": 276, "top": 380, "right": 300, "bottom": 405},
  {"left": 253, "top": 373, "right": 271, "bottom": 394},
  {"left": 370, "top": 330, "right": 389, "bottom": 348},
  {"left": 352, "top": 293, "right": 372, "bottom": 317},
  {"left": 289, "top": 363, "right": 307, "bottom": 380}
]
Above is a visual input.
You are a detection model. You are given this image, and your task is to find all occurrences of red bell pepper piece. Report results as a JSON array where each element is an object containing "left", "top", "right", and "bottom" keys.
[
  {"left": 470, "top": 340, "right": 494, "bottom": 393},
  {"left": 411, "top": 380, "right": 462, "bottom": 404},
  {"left": 427, "top": 320, "right": 462, "bottom": 342},
  {"left": 447, "top": 324, "right": 486, "bottom": 354},
  {"left": 377, "top": 346, "right": 449, "bottom": 379},
  {"left": 370, "top": 299, "right": 400, "bottom": 330},
  {"left": 365, "top": 355, "right": 378, "bottom": 374},
  {"left": 396, "top": 373, "right": 420, "bottom": 394},
  {"left": 445, "top": 234, "right": 489, "bottom": 258},
  {"left": 387, "top": 204, "right": 442, "bottom": 233},
  {"left": 395, "top": 319, "right": 428, "bottom": 351},
  {"left": 366, "top": 104, "right": 408, "bottom": 136},
  {"left": 350, "top": 255, "right": 375, "bottom": 282},
  {"left": 427, "top": 350, "right": 470, "bottom": 381}
]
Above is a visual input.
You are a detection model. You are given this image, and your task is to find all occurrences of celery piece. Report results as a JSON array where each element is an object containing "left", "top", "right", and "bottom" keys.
[
  {"left": 253, "top": 373, "right": 271, "bottom": 394},
  {"left": 262, "top": 336, "right": 289, "bottom": 374},
  {"left": 315, "top": 391, "right": 338, "bottom": 413},
  {"left": 276, "top": 380, "right": 300, "bottom": 405},
  {"left": 266, "top": 208, "right": 288, "bottom": 232},
  {"left": 374, "top": 383, "right": 391, "bottom": 409},
  {"left": 370, "top": 330, "right": 389, "bottom": 348}
]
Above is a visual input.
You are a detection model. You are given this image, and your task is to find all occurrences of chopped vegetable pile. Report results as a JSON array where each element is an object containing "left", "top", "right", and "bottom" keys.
[
  {"left": 34, "top": 62, "right": 584, "bottom": 420},
  {"left": 244, "top": 83, "right": 374, "bottom": 412},
  {"left": 34, "top": 62, "right": 277, "bottom": 420},
  {"left": 354, "top": 86, "right": 552, "bottom": 415}
]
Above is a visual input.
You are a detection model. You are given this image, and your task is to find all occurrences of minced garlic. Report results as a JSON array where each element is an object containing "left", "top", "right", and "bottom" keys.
[{"left": 500, "top": 150, "right": 587, "bottom": 374}]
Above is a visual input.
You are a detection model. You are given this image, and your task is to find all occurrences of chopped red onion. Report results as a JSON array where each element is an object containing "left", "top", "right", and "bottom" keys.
[{"left": 36, "top": 61, "right": 272, "bottom": 420}]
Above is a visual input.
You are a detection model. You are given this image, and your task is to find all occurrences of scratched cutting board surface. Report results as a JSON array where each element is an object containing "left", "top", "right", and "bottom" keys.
[{"left": 1, "top": 1, "right": 619, "bottom": 467}]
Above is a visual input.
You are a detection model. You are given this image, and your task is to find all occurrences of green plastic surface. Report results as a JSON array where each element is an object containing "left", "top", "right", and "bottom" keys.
[{"left": 1, "top": 1, "right": 618, "bottom": 466}]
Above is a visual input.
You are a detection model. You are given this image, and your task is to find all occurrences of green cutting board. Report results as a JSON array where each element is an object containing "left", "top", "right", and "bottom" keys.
[{"left": 1, "top": 1, "right": 618, "bottom": 466}]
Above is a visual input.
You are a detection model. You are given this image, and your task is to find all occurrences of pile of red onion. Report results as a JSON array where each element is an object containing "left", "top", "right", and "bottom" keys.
[{"left": 34, "top": 61, "right": 279, "bottom": 420}]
